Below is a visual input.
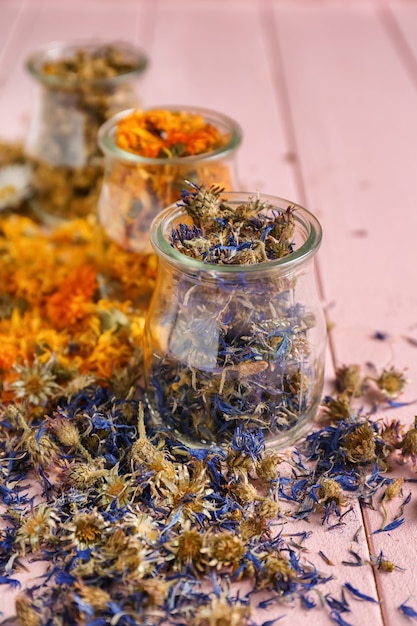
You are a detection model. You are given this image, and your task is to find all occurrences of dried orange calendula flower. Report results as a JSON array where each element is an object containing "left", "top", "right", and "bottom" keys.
[{"left": 115, "top": 109, "right": 228, "bottom": 158}]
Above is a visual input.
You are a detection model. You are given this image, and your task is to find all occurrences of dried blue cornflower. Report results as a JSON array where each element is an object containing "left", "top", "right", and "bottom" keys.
[
  {"left": 400, "top": 599, "right": 417, "bottom": 620},
  {"left": 343, "top": 582, "right": 379, "bottom": 603}
]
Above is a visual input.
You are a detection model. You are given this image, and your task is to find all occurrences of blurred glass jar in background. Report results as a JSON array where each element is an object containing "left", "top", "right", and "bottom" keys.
[
  {"left": 24, "top": 41, "right": 148, "bottom": 224},
  {"left": 96, "top": 106, "right": 242, "bottom": 308}
]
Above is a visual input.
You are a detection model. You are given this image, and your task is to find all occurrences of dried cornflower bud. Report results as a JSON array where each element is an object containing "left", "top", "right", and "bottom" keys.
[
  {"left": 204, "top": 531, "right": 247, "bottom": 571},
  {"left": 379, "top": 418, "right": 404, "bottom": 449},
  {"left": 374, "top": 366, "right": 409, "bottom": 399},
  {"left": 15, "top": 503, "right": 59, "bottom": 555},
  {"left": 255, "top": 497, "right": 280, "bottom": 520},
  {"left": 20, "top": 429, "right": 60, "bottom": 468},
  {"left": 73, "top": 580, "right": 111, "bottom": 612},
  {"left": 165, "top": 523, "right": 207, "bottom": 573},
  {"left": 344, "top": 421, "right": 376, "bottom": 464},
  {"left": 259, "top": 553, "right": 294, "bottom": 590},
  {"left": 239, "top": 514, "right": 270, "bottom": 541},
  {"left": 335, "top": 364, "right": 363, "bottom": 397},
  {"left": 190, "top": 593, "right": 252, "bottom": 626},
  {"left": 317, "top": 477, "right": 346, "bottom": 510},
  {"left": 15, "top": 594, "right": 43, "bottom": 626},
  {"left": 399, "top": 416, "right": 417, "bottom": 464},
  {"left": 47, "top": 414, "right": 81, "bottom": 447},
  {"left": 61, "top": 459, "right": 108, "bottom": 488},
  {"left": 322, "top": 392, "right": 356, "bottom": 422},
  {"left": 255, "top": 450, "right": 282, "bottom": 483},
  {"left": 380, "top": 477, "right": 404, "bottom": 529}
]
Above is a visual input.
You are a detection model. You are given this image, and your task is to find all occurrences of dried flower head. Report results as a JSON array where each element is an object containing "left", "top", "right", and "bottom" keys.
[
  {"left": 259, "top": 553, "right": 295, "bottom": 591},
  {"left": 64, "top": 510, "right": 107, "bottom": 549},
  {"left": 317, "top": 477, "right": 346, "bottom": 510},
  {"left": 15, "top": 594, "right": 43, "bottom": 626},
  {"left": 322, "top": 392, "right": 356, "bottom": 422},
  {"left": 204, "top": 532, "right": 247, "bottom": 571},
  {"left": 16, "top": 503, "right": 59, "bottom": 555},
  {"left": 399, "top": 416, "right": 417, "bottom": 464},
  {"left": 61, "top": 459, "right": 108, "bottom": 488},
  {"left": 159, "top": 459, "right": 214, "bottom": 521},
  {"left": 73, "top": 580, "right": 111, "bottom": 612},
  {"left": 335, "top": 364, "right": 362, "bottom": 397},
  {"left": 0, "top": 164, "right": 31, "bottom": 211},
  {"left": 255, "top": 449, "right": 282, "bottom": 483},
  {"left": 344, "top": 421, "right": 376, "bottom": 464},
  {"left": 190, "top": 593, "right": 252, "bottom": 626},
  {"left": 166, "top": 523, "right": 207, "bottom": 573},
  {"left": 374, "top": 366, "right": 409, "bottom": 399},
  {"left": 11, "top": 357, "right": 60, "bottom": 406}
]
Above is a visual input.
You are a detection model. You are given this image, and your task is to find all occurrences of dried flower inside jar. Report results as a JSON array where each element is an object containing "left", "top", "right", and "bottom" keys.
[
  {"left": 25, "top": 41, "right": 148, "bottom": 224},
  {"left": 96, "top": 106, "right": 242, "bottom": 306},
  {"left": 143, "top": 184, "right": 327, "bottom": 449}
]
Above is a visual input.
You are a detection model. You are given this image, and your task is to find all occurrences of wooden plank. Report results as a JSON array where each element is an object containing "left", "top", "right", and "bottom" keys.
[
  {"left": 148, "top": 0, "right": 298, "bottom": 200},
  {"left": 267, "top": 1, "right": 417, "bottom": 624},
  {"left": 0, "top": 2, "right": 25, "bottom": 82}
]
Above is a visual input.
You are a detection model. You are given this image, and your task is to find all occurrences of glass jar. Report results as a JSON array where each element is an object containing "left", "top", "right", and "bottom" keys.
[
  {"left": 96, "top": 106, "right": 242, "bottom": 307},
  {"left": 24, "top": 41, "right": 148, "bottom": 224},
  {"left": 143, "top": 192, "right": 326, "bottom": 450}
]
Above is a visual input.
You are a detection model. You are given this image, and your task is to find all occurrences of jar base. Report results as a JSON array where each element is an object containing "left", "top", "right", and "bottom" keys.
[{"left": 146, "top": 397, "right": 321, "bottom": 452}]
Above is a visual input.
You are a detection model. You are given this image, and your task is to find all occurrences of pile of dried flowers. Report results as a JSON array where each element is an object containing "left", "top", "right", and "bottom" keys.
[
  {"left": 0, "top": 162, "right": 416, "bottom": 625},
  {"left": 1, "top": 341, "right": 417, "bottom": 625}
]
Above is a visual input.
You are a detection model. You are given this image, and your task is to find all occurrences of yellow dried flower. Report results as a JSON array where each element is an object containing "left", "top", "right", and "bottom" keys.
[
  {"left": 374, "top": 366, "right": 408, "bottom": 399},
  {"left": 74, "top": 581, "right": 111, "bottom": 612},
  {"left": 64, "top": 510, "right": 107, "bottom": 549},
  {"left": 166, "top": 523, "right": 207, "bottom": 573},
  {"left": 204, "top": 532, "right": 246, "bottom": 571},
  {"left": 317, "top": 478, "right": 346, "bottom": 509},
  {"left": 16, "top": 503, "right": 59, "bottom": 555},
  {"left": 259, "top": 553, "right": 294, "bottom": 590},
  {"left": 255, "top": 450, "right": 282, "bottom": 483},
  {"left": 322, "top": 392, "right": 355, "bottom": 422},
  {"left": 15, "top": 595, "right": 42, "bottom": 626},
  {"left": 190, "top": 593, "right": 252, "bottom": 626},
  {"left": 335, "top": 364, "right": 362, "bottom": 397},
  {"left": 400, "top": 417, "right": 417, "bottom": 463},
  {"left": 344, "top": 421, "right": 376, "bottom": 464},
  {"left": 11, "top": 357, "right": 60, "bottom": 406}
]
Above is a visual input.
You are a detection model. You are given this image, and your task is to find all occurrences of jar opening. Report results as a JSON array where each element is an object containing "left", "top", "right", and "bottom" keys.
[
  {"left": 26, "top": 41, "right": 148, "bottom": 88},
  {"left": 98, "top": 106, "right": 243, "bottom": 165},
  {"left": 151, "top": 191, "right": 322, "bottom": 277}
]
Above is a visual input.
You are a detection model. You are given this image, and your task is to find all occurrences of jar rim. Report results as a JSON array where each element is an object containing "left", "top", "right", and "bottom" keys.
[
  {"left": 98, "top": 106, "right": 243, "bottom": 165},
  {"left": 150, "top": 191, "right": 322, "bottom": 275},
  {"left": 26, "top": 40, "right": 148, "bottom": 87}
]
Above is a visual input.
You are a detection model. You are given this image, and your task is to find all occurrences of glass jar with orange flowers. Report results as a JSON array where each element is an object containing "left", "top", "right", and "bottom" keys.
[
  {"left": 96, "top": 106, "right": 242, "bottom": 308},
  {"left": 24, "top": 41, "right": 148, "bottom": 225}
]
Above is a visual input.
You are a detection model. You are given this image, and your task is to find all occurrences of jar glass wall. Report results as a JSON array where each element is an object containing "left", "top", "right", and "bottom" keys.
[
  {"left": 24, "top": 41, "right": 148, "bottom": 224},
  {"left": 96, "top": 106, "right": 242, "bottom": 308},
  {"left": 143, "top": 192, "right": 326, "bottom": 450}
]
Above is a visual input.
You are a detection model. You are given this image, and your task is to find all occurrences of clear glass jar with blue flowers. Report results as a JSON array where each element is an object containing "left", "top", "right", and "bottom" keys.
[{"left": 143, "top": 185, "right": 327, "bottom": 449}]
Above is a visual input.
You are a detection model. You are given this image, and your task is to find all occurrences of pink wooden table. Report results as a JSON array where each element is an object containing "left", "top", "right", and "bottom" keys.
[{"left": 1, "top": 0, "right": 417, "bottom": 624}]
